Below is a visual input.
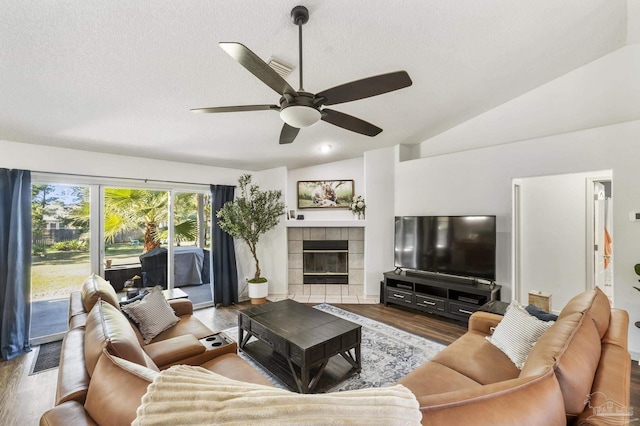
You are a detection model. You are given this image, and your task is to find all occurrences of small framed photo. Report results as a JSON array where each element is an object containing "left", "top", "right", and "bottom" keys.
[
  {"left": 289, "top": 209, "right": 296, "bottom": 220},
  {"left": 297, "top": 180, "right": 354, "bottom": 209}
]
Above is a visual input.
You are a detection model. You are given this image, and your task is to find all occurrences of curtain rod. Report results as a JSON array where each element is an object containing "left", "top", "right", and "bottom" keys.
[{"left": 30, "top": 170, "right": 215, "bottom": 189}]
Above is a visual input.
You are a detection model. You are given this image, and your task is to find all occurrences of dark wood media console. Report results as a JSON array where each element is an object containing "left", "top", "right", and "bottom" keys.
[{"left": 382, "top": 271, "right": 501, "bottom": 322}]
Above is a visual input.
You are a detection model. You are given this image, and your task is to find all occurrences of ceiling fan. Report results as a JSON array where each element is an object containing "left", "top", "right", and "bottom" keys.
[{"left": 192, "top": 5, "right": 413, "bottom": 145}]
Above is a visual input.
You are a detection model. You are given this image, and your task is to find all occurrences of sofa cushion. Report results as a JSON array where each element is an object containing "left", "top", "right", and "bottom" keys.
[
  {"left": 558, "top": 287, "right": 610, "bottom": 338},
  {"left": 486, "top": 302, "right": 554, "bottom": 369},
  {"left": 520, "top": 312, "right": 601, "bottom": 415},
  {"left": 399, "top": 358, "right": 482, "bottom": 398},
  {"left": 80, "top": 274, "right": 119, "bottom": 313},
  {"left": 200, "top": 353, "right": 274, "bottom": 386},
  {"left": 84, "top": 350, "right": 158, "bottom": 426},
  {"left": 430, "top": 331, "right": 520, "bottom": 385},
  {"left": 84, "top": 300, "right": 158, "bottom": 377},
  {"left": 120, "top": 286, "right": 180, "bottom": 344}
]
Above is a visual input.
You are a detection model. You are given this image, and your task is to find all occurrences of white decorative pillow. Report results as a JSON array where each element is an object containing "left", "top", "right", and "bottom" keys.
[
  {"left": 121, "top": 286, "right": 180, "bottom": 343},
  {"left": 486, "top": 301, "right": 554, "bottom": 369}
]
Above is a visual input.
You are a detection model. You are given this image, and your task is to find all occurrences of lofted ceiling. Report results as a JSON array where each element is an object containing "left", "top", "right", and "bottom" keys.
[{"left": 0, "top": 1, "right": 629, "bottom": 171}]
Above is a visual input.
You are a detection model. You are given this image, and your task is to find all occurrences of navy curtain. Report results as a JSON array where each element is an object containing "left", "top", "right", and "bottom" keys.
[
  {"left": 0, "top": 169, "right": 32, "bottom": 360},
  {"left": 210, "top": 185, "right": 238, "bottom": 306}
]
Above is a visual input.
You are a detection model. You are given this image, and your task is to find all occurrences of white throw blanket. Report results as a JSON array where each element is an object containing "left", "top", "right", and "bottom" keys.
[{"left": 133, "top": 365, "right": 422, "bottom": 425}]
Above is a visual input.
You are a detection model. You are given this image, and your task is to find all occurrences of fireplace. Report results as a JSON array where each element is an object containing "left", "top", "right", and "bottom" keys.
[{"left": 303, "top": 240, "right": 349, "bottom": 284}]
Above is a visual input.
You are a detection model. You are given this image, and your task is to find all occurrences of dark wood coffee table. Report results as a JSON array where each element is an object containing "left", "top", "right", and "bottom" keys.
[{"left": 238, "top": 299, "right": 361, "bottom": 394}]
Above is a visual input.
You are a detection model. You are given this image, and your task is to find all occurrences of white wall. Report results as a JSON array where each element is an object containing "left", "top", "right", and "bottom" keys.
[
  {"left": 363, "top": 146, "right": 397, "bottom": 297},
  {"left": 396, "top": 119, "right": 640, "bottom": 358},
  {"left": 515, "top": 171, "right": 609, "bottom": 310},
  {"left": 287, "top": 157, "right": 364, "bottom": 220},
  {"left": 252, "top": 167, "right": 288, "bottom": 298}
]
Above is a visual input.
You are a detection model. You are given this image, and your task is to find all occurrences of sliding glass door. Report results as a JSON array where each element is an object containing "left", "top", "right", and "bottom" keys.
[
  {"left": 30, "top": 183, "right": 91, "bottom": 344},
  {"left": 30, "top": 175, "right": 213, "bottom": 344},
  {"left": 171, "top": 191, "right": 213, "bottom": 305}
]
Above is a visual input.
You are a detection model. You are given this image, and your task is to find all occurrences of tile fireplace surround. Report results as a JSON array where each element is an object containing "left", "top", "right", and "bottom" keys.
[{"left": 288, "top": 227, "right": 364, "bottom": 302}]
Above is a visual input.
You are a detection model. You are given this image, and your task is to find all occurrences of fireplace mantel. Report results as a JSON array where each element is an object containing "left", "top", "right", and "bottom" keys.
[{"left": 286, "top": 220, "right": 366, "bottom": 228}]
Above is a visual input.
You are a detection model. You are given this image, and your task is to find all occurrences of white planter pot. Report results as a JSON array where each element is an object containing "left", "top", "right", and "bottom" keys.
[{"left": 248, "top": 280, "right": 268, "bottom": 304}]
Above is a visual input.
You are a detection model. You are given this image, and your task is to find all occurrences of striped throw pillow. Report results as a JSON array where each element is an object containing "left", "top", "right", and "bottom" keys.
[
  {"left": 486, "top": 301, "right": 554, "bottom": 369},
  {"left": 121, "top": 286, "right": 180, "bottom": 343}
]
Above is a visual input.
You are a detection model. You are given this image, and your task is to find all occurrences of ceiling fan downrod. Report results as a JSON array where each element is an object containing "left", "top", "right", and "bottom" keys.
[{"left": 291, "top": 6, "right": 309, "bottom": 91}]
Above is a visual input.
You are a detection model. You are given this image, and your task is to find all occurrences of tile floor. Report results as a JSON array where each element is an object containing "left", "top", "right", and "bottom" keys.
[
  {"left": 273, "top": 284, "right": 377, "bottom": 304},
  {"left": 268, "top": 294, "right": 380, "bottom": 304}
]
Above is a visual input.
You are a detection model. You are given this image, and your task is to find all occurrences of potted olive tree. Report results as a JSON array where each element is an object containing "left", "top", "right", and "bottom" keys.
[{"left": 216, "top": 174, "right": 285, "bottom": 304}]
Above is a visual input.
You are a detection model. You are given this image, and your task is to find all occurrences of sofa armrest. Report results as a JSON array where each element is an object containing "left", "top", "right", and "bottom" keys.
[
  {"left": 143, "top": 334, "right": 205, "bottom": 368},
  {"left": 575, "top": 343, "right": 631, "bottom": 425},
  {"left": 40, "top": 401, "right": 97, "bottom": 426},
  {"left": 416, "top": 367, "right": 565, "bottom": 426},
  {"left": 55, "top": 327, "right": 90, "bottom": 405},
  {"left": 169, "top": 298, "right": 193, "bottom": 316},
  {"left": 468, "top": 311, "right": 503, "bottom": 335}
]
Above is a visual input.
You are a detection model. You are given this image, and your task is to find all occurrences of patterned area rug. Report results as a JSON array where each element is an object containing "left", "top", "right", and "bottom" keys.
[{"left": 224, "top": 303, "right": 445, "bottom": 392}]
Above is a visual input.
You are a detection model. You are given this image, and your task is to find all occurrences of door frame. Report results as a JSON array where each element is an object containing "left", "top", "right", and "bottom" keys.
[{"left": 585, "top": 174, "right": 613, "bottom": 294}]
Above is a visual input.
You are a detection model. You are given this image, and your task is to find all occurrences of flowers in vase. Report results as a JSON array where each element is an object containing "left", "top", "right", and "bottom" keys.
[{"left": 348, "top": 195, "right": 366, "bottom": 218}]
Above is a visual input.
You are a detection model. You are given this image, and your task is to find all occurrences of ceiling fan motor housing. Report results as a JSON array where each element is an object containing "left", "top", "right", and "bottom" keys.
[{"left": 280, "top": 91, "right": 321, "bottom": 128}]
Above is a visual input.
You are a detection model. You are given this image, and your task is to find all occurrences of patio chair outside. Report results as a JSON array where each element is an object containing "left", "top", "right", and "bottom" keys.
[{"left": 129, "top": 237, "right": 140, "bottom": 246}]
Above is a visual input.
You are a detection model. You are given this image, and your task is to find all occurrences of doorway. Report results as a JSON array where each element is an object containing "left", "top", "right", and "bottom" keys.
[{"left": 512, "top": 170, "right": 613, "bottom": 311}]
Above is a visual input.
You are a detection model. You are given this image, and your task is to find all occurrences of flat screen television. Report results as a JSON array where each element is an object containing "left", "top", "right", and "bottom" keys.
[{"left": 394, "top": 216, "right": 496, "bottom": 281}]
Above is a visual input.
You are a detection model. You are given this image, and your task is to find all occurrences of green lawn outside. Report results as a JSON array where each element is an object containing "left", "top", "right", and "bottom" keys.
[{"left": 32, "top": 244, "right": 144, "bottom": 300}]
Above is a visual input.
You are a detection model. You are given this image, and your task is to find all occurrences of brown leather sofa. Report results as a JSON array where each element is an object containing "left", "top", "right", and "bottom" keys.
[
  {"left": 399, "top": 287, "right": 630, "bottom": 425},
  {"left": 41, "top": 278, "right": 630, "bottom": 426},
  {"left": 41, "top": 275, "right": 271, "bottom": 425}
]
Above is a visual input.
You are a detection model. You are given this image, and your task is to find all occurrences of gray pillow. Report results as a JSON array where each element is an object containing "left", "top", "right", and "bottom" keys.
[
  {"left": 120, "top": 286, "right": 179, "bottom": 343},
  {"left": 525, "top": 304, "right": 558, "bottom": 322}
]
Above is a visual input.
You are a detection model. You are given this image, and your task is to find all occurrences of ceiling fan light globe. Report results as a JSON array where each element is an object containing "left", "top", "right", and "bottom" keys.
[{"left": 280, "top": 106, "right": 321, "bottom": 128}]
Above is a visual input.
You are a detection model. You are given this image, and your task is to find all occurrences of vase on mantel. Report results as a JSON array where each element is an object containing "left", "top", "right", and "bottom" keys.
[{"left": 356, "top": 211, "right": 365, "bottom": 220}]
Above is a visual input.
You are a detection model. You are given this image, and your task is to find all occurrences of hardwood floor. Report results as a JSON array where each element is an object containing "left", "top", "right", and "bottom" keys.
[{"left": 2, "top": 302, "right": 637, "bottom": 424}]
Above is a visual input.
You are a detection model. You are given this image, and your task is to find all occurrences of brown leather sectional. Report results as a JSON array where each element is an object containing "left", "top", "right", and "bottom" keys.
[
  {"left": 40, "top": 275, "right": 630, "bottom": 426},
  {"left": 399, "top": 287, "right": 630, "bottom": 425},
  {"left": 41, "top": 275, "right": 271, "bottom": 425}
]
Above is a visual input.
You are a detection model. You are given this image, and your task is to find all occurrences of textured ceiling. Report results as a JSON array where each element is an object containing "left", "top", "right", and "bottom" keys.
[{"left": 0, "top": 1, "right": 628, "bottom": 170}]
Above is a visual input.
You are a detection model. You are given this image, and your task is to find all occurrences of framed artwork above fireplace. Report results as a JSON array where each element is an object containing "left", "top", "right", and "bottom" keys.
[{"left": 297, "top": 180, "right": 354, "bottom": 209}]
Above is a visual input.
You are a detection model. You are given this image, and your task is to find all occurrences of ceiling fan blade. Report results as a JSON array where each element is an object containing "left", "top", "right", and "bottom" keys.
[
  {"left": 321, "top": 109, "right": 382, "bottom": 136},
  {"left": 219, "top": 42, "right": 296, "bottom": 96},
  {"left": 279, "top": 123, "right": 300, "bottom": 144},
  {"left": 315, "top": 71, "right": 412, "bottom": 106},
  {"left": 191, "top": 105, "right": 279, "bottom": 113}
]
